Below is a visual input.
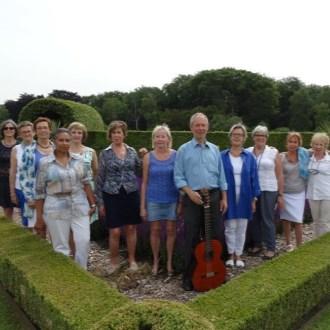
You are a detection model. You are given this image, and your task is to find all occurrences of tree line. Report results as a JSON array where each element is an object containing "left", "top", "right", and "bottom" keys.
[{"left": 2, "top": 68, "right": 330, "bottom": 131}]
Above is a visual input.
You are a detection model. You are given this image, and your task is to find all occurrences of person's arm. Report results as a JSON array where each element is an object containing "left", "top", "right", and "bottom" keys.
[
  {"left": 275, "top": 151, "right": 284, "bottom": 209},
  {"left": 91, "top": 149, "right": 98, "bottom": 178},
  {"left": 34, "top": 161, "right": 47, "bottom": 238},
  {"left": 140, "top": 153, "right": 149, "bottom": 221},
  {"left": 84, "top": 184, "right": 97, "bottom": 216},
  {"left": 218, "top": 151, "right": 228, "bottom": 214},
  {"left": 9, "top": 146, "right": 18, "bottom": 205},
  {"left": 95, "top": 151, "right": 106, "bottom": 217}
]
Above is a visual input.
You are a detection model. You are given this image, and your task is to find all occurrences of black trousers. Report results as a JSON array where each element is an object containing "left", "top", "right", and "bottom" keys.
[{"left": 182, "top": 190, "right": 225, "bottom": 283}]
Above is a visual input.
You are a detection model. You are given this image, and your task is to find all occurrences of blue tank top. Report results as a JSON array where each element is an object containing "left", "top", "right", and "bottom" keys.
[
  {"left": 147, "top": 151, "right": 179, "bottom": 203},
  {"left": 34, "top": 149, "right": 48, "bottom": 173}
]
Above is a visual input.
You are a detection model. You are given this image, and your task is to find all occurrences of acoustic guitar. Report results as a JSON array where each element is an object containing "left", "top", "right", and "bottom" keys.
[{"left": 192, "top": 189, "right": 226, "bottom": 292}]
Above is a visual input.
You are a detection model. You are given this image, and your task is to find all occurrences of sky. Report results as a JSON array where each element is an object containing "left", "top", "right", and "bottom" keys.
[{"left": 1, "top": 0, "right": 330, "bottom": 104}]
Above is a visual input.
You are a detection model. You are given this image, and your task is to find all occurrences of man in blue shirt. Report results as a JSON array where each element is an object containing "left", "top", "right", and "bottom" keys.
[{"left": 174, "top": 112, "right": 228, "bottom": 291}]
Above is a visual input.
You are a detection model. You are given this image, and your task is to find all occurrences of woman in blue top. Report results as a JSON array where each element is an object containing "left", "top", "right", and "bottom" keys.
[
  {"left": 221, "top": 123, "right": 260, "bottom": 268},
  {"left": 140, "top": 124, "right": 180, "bottom": 276}
]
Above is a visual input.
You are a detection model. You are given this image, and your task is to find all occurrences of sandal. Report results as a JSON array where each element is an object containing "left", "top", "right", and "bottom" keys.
[
  {"left": 248, "top": 247, "right": 262, "bottom": 256},
  {"left": 262, "top": 250, "right": 275, "bottom": 260}
]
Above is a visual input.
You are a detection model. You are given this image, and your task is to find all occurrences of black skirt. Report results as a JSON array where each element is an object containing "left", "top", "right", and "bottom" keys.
[
  {"left": 0, "top": 176, "right": 15, "bottom": 208},
  {"left": 103, "top": 187, "right": 141, "bottom": 229}
]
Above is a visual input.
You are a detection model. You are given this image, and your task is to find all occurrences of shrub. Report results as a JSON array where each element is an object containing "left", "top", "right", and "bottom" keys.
[{"left": 19, "top": 98, "right": 104, "bottom": 131}]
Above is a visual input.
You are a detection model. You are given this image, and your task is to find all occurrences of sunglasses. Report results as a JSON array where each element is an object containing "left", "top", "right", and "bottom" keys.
[{"left": 3, "top": 127, "right": 15, "bottom": 130}]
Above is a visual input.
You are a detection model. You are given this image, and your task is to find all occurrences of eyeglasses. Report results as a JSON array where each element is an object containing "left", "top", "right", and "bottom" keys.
[
  {"left": 254, "top": 134, "right": 266, "bottom": 137},
  {"left": 3, "top": 127, "right": 15, "bottom": 130}
]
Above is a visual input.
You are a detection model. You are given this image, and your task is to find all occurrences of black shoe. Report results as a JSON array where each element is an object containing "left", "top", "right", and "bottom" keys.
[{"left": 182, "top": 281, "right": 193, "bottom": 291}]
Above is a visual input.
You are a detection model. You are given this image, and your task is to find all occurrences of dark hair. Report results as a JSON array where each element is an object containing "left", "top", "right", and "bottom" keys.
[
  {"left": 54, "top": 128, "right": 70, "bottom": 139},
  {"left": 107, "top": 120, "right": 128, "bottom": 140},
  {"left": 0, "top": 119, "right": 18, "bottom": 139},
  {"left": 33, "top": 117, "right": 52, "bottom": 130}
]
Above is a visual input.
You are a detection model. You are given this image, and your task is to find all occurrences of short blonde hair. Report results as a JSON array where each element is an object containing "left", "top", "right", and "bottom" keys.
[
  {"left": 311, "top": 132, "right": 330, "bottom": 149},
  {"left": 287, "top": 131, "right": 303, "bottom": 146},
  {"left": 107, "top": 120, "right": 128, "bottom": 140},
  {"left": 229, "top": 123, "right": 248, "bottom": 141},
  {"left": 68, "top": 121, "right": 88, "bottom": 142},
  {"left": 252, "top": 125, "right": 269, "bottom": 137},
  {"left": 151, "top": 124, "right": 172, "bottom": 149}
]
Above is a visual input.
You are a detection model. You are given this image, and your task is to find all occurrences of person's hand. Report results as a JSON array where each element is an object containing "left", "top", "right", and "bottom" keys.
[
  {"left": 140, "top": 207, "right": 147, "bottom": 222},
  {"left": 277, "top": 196, "right": 284, "bottom": 210},
  {"left": 252, "top": 200, "right": 257, "bottom": 213},
  {"left": 176, "top": 202, "right": 183, "bottom": 217},
  {"left": 88, "top": 205, "right": 97, "bottom": 216},
  {"left": 28, "top": 200, "right": 36, "bottom": 209},
  {"left": 34, "top": 216, "right": 46, "bottom": 238},
  {"left": 99, "top": 205, "right": 106, "bottom": 218},
  {"left": 188, "top": 191, "right": 203, "bottom": 205},
  {"left": 220, "top": 199, "right": 227, "bottom": 215},
  {"left": 10, "top": 191, "right": 18, "bottom": 205}
]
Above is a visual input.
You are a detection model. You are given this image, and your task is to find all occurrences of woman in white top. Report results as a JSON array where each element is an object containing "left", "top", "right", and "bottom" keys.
[
  {"left": 246, "top": 125, "right": 284, "bottom": 259},
  {"left": 307, "top": 133, "right": 330, "bottom": 238}
]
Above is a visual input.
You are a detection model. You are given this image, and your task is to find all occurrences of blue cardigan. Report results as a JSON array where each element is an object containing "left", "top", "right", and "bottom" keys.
[{"left": 221, "top": 149, "right": 260, "bottom": 220}]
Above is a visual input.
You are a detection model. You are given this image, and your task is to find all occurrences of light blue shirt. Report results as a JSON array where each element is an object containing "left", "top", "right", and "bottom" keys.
[{"left": 174, "top": 138, "right": 227, "bottom": 191}]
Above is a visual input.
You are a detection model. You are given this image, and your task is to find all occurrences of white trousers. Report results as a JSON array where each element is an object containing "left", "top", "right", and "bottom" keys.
[
  {"left": 309, "top": 199, "right": 330, "bottom": 238},
  {"left": 45, "top": 215, "right": 90, "bottom": 269},
  {"left": 225, "top": 219, "right": 248, "bottom": 256}
]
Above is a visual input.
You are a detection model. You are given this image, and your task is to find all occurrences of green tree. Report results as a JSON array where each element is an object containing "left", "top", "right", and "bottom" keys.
[
  {"left": 313, "top": 102, "right": 330, "bottom": 130},
  {"left": 99, "top": 97, "right": 128, "bottom": 124},
  {"left": 289, "top": 88, "right": 314, "bottom": 130},
  {"left": 0, "top": 105, "right": 9, "bottom": 122}
]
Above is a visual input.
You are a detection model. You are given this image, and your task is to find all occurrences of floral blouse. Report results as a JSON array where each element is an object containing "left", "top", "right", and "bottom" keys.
[{"left": 95, "top": 144, "right": 141, "bottom": 205}]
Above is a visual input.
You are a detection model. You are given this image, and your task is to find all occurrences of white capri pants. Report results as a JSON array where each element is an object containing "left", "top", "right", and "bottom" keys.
[
  {"left": 43, "top": 194, "right": 91, "bottom": 270},
  {"left": 309, "top": 199, "right": 330, "bottom": 238},
  {"left": 225, "top": 219, "right": 248, "bottom": 256}
]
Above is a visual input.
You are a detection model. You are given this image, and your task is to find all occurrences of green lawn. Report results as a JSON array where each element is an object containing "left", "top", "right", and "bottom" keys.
[
  {"left": 0, "top": 286, "right": 35, "bottom": 330},
  {"left": 302, "top": 303, "right": 330, "bottom": 330}
]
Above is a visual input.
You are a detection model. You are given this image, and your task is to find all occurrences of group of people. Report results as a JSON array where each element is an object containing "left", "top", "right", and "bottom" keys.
[{"left": 0, "top": 113, "right": 330, "bottom": 292}]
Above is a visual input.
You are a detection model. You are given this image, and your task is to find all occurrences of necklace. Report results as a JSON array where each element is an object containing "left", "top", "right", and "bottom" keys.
[
  {"left": 253, "top": 146, "right": 265, "bottom": 170},
  {"left": 2, "top": 139, "right": 16, "bottom": 147},
  {"left": 37, "top": 141, "right": 51, "bottom": 149}
]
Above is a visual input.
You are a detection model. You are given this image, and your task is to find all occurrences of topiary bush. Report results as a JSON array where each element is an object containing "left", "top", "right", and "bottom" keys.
[{"left": 19, "top": 98, "right": 104, "bottom": 131}]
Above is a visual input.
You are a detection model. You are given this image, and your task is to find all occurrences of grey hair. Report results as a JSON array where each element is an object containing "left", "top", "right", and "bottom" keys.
[
  {"left": 151, "top": 124, "right": 172, "bottom": 149},
  {"left": 189, "top": 112, "right": 209, "bottom": 128},
  {"left": 252, "top": 125, "right": 269, "bottom": 137},
  {"left": 229, "top": 123, "right": 248, "bottom": 141}
]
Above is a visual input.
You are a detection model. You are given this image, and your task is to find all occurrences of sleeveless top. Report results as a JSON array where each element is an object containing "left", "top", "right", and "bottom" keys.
[
  {"left": 0, "top": 141, "right": 17, "bottom": 177},
  {"left": 147, "top": 150, "right": 179, "bottom": 203},
  {"left": 280, "top": 153, "right": 306, "bottom": 193},
  {"left": 247, "top": 145, "right": 278, "bottom": 192}
]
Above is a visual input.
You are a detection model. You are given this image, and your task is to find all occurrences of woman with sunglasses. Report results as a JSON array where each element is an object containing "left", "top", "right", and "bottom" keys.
[
  {"left": 0, "top": 119, "right": 18, "bottom": 219},
  {"left": 307, "top": 133, "right": 330, "bottom": 238}
]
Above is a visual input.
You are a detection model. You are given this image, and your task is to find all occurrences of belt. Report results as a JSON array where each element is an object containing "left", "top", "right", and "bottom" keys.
[
  {"left": 195, "top": 188, "right": 218, "bottom": 194},
  {"left": 53, "top": 192, "right": 72, "bottom": 197}
]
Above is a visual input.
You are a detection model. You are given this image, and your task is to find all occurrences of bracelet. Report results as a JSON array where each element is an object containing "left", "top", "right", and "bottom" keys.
[{"left": 90, "top": 204, "right": 96, "bottom": 208}]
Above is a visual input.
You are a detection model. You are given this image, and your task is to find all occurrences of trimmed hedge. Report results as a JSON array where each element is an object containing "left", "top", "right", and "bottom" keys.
[
  {"left": 0, "top": 219, "right": 129, "bottom": 329},
  {"left": 19, "top": 98, "right": 104, "bottom": 131},
  {"left": 188, "top": 234, "right": 330, "bottom": 330},
  {"left": 1, "top": 218, "right": 330, "bottom": 329},
  {"left": 86, "top": 131, "right": 315, "bottom": 153}
]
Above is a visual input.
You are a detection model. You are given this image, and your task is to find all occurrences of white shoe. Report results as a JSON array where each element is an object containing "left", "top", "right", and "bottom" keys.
[
  {"left": 236, "top": 260, "right": 245, "bottom": 268},
  {"left": 286, "top": 244, "right": 294, "bottom": 252},
  {"left": 225, "top": 259, "right": 234, "bottom": 267},
  {"left": 129, "top": 261, "right": 138, "bottom": 271}
]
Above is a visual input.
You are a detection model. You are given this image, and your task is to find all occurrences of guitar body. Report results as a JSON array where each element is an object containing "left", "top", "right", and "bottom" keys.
[
  {"left": 192, "top": 189, "right": 226, "bottom": 292},
  {"left": 192, "top": 239, "right": 226, "bottom": 292}
]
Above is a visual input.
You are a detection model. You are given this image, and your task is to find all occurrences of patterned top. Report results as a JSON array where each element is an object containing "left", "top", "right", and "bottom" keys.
[
  {"left": 147, "top": 151, "right": 179, "bottom": 203},
  {"left": 0, "top": 141, "right": 17, "bottom": 177},
  {"left": 95, "top": 144, "right": 141, "bottom": 205},
  {"left": 71, "top": 146, "right": 95, "bottom": 186},
  {"left": 35, "top": 153, "right": 90, "bottom": 199}
]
